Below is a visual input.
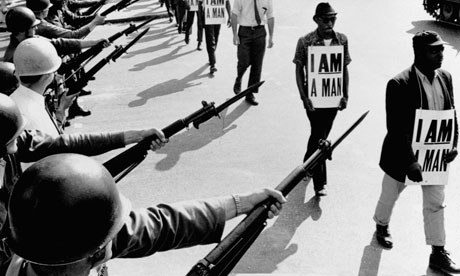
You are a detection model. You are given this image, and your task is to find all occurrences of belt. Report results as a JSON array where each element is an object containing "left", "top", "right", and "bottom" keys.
[{"left": 240, "top": 25, "right": 264, "bottom": 30}]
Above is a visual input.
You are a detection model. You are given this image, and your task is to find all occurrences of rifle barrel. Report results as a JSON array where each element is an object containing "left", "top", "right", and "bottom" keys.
[
  {"left": 186, "top": 111, "right": 370, "bottom": 276},
  {"left": 112, "top": 27, "right": 149, "bottom": 61},
  {"left": 103, "top": 82, "right": 266, "bottom": 182}
]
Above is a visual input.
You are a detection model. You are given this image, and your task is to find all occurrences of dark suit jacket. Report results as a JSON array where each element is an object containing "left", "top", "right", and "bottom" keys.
[{"left": 379, "top": 65, "right": 458, "bottom": 182}]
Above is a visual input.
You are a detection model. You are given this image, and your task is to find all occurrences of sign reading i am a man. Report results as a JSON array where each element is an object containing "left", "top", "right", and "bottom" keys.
[
  {"left": 408, "top": 109, "right": 455, "bottom": 185},
  {"left": 204, "top": 0, "right": 226, "bottom": 25},
  {"left": 189, "top": 0, "right": 199, "bottom": 11},
  {"left": 307, "top": 45, "right": 344, "bottom": 108}
]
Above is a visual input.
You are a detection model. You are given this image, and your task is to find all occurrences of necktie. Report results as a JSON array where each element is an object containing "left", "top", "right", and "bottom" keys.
[{"left": 254, "top": 0, "right": 261, "bottom": 25}]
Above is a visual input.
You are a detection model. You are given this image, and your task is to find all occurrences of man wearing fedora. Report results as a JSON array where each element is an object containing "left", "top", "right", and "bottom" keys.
[
  {"left": 293, "top": 2, "right": 351, "bottom": 197},
  {"left": 373, "top": 30, "right": 460, "bottom": 274}
]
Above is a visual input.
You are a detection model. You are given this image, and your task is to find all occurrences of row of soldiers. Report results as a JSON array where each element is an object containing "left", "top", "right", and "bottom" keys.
[
  {"left": 0, "top": 0, "right": 287, "bottom": 275},
  {"left": 3, "top": 0, "right": 108, "bottom": 126}
]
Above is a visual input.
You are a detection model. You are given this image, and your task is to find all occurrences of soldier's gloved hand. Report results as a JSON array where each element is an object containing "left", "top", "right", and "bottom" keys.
[
  {"left": 303, "top": 98, "right": 315, "bottom": 112},
  {"left": 93, "top": 14, "right": 105, "bottom": 25},
  {"left": 100, "top": 38, "right": 110, "bottom": 48},
  {"left": 145, "top": 128, "right": 168, "bottom": 151},
  {"left": 338, "top": 97, "right": 348, "bottom": 110},
  {"left": 407, "top": 162, "right": 423, "bottom": 182},
  {"left": 444, "top": 147, "right": 458, "bottom": 163},
  {"left": 238, "top": 188, "right": 286, "bottom": 219}
]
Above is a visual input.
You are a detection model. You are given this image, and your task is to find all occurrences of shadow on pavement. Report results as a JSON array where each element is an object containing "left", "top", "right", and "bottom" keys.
[
  {"left": 155, "top": 100, "right": 251, "bottom": 171},
  {"left": 129, "top": 44, "right": 195, "bottom": 71},
  {"left": 232, "top": 179, "right": 323, "bottom": 274},
  {"left": 424, "top": 267, "right": 453, "bottom": 276},
  {"left": 407, "top": 20, "right": 460, "bottom": 53},
  {"left": 357, "top": 233, "right": 383, "bottom": 276},
  {"left": 128, "top": 64, "right": 209, "bottom": 107}
]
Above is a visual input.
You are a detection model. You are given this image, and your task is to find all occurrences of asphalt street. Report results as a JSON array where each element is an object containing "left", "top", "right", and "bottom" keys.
[{"left": 1, "top": 0, "right": 460, "bottom": 275}]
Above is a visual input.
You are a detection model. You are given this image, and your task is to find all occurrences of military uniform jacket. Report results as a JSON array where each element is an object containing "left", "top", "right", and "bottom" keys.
[
  {"left": 379, "top": 65, "right": 458, "bottom": 182},
  {"left": 4, "top": 198, "right": 226, "bottom": 276},
  {"left": 0, "top": 130, "right": 126, "bottom": 248}
]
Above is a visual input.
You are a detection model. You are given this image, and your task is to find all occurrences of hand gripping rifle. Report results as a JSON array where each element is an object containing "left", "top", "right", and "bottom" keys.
[
  {"left": 59, "top": 17, "right": 155, "bottom": 75},
  {"left": 100, "top": 0, "right": 141, "bottom": 16},
  {"left": 103, "top": 81, "right": 265, "bottom": 183},
  {"left": 186, "top": 110, "right": 370, "bottom": 276},
  {"left": 65, "top": 27, "right": 149, "bottom": 96}
]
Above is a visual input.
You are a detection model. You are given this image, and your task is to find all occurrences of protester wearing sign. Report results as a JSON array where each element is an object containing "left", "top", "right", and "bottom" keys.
[
  {"left": 373, "top": 31, "right": 460, "bottom": 274},
  {"left": 231, "top": 0, "right": 274, "bottom": 106},
  {"left": 198, "top": 0, "right": 231, "bottom": 74},
  {"left": 292, "top": 2, "right": 351, "bottom": 196}
]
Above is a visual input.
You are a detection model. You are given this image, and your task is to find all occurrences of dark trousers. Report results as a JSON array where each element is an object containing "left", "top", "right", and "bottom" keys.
[
  {"left": 236, "top": 26, "right": 266, "bottom": 93},
  {"left": 204, "top": 24, "right": 220, "bottom": 66},
  {"left": 304, "top": 108, "right": 338, "bottom": 190},
  {"left": 175, "top": 0, "right": 187, "bottom": 32},
  {"left": 185, "top": 10, "right": 203, "bottom": 42}
]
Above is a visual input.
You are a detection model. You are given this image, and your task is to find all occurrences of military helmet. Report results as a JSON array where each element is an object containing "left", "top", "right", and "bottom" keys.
[
  {"left": 14, "top": 37, "right": 61, "bottom": 77},
  {"left": 26, "top": 0, "right": 53, "bottom": 12},
  {"left": 0, "top": 94, "right": 25, "bottom": 152},
  {"left": 0, "top": 62, "right": 19, "bottom": 96},
  {"left": 8, "top": 153, "right": 129, "bottom": 265},
  {"left": 5, "top": 7, "right": 40, "bottom": 33}
]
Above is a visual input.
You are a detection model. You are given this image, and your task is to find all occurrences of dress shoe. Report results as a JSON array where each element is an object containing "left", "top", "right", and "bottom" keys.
[
  {"left": 68, "top": 104, "right": 91, "bottom": 119},
  {"left": 376, "top": 224, "right": 393, "bottom": 249},
  {"left": 245, "top": 94, "right": 258, "bottom": 106},
  {"left": 210, "top": 65, "right": 217, "bottom": 74},
  {"left": 430, "top": 249, "right": 460, "bottom": 274},
  {"left": 184, "top": 35, "right": 190, "bottom": 44},
  {"left": 315, "top": 187, "right": 327, "bottom": 197},
  {"left": 197, "top": 42, "right": 202, "bottom": 50},
  {"left": 233, "top": 78, "right": 241, "bottom": 94},
  {"left": 79, "top": 89, "right": 92, "bottom": 96}
]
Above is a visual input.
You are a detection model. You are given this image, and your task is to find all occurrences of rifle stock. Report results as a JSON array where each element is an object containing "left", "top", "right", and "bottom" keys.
[
  {"left": 103, "top": 81, "right": 265, "bottom": 183},
  {"left": 186, "top": 110, "right": 370, "bottom": 276}
]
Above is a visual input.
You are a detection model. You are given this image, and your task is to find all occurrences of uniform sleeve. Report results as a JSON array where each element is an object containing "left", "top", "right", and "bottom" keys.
[
  {"left": 292, "top": 37, "right": 306, "bottom": 66},
  {"left": 49, "top": 37, "right": 82, "bottom": 56},
  {"left": 15, "top": 129, "right": 126, "bottom": 163},
  {"left": 111, "top": 199, "right": 226, "bottom": 258},
  {"left": 61, "top": 6, "right": 95, "bottom": 28},
  {"left": 37, "top": 21, "right": 91, "bottom": 39}
]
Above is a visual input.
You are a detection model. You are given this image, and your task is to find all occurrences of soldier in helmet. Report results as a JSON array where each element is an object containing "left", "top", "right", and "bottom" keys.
[
  {"left": 12, "top": 37, "right": 81, "bottom": 135},
  {"left": 0, "top": 62, "right": 18, "bottom": 96},
  {"left": 2, "top": 153, "right": 285, "bottom": 275},
  {"left": 0, "top": 93, "right": 167, "bottom": 249},
  {"left": 28, "top": 0, "right": 105, "bottom": 39},
  {"left": 3, "top": 6, "right": 108, "bottom": 63}
]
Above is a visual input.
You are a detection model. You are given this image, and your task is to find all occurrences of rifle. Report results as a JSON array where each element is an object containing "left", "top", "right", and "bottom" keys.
[
  {"left": 103, "top": 81, "right": 265, "bottom": 183},
  {"left": 186, "top": 110, "right": 370, "bottom": 276},
  {"left": 100, "top": 0, "right": 140, "bottom": 16},
  {"left": 81, "top": 0, "right": 107, "bottom": 16},
  {"left": 65, "top": 27, "right": 149, "bottom": 96},
  {"left": 59, "top": 17, "right": 155, "bottom": 75}
]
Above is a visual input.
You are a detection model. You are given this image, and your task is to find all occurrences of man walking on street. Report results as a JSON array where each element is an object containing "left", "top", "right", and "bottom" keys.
[
  {"left": 373, "top": 31, "right": 460, "bottom": 275},
  {"left": 293, "top": 2, "right": 351, "bottom": 196},
  {"left": 231, "top": 0, "right": 274, "bottom": 106}
]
